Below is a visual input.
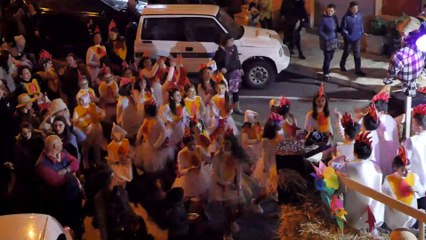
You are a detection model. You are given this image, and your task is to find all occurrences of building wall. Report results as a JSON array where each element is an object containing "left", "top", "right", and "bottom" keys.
[
  {"left": 382, "top": 0, "right": 420, "bottom": 16},
  {"left": 313, "top": 0, "right": 376, "bottom": 31}
]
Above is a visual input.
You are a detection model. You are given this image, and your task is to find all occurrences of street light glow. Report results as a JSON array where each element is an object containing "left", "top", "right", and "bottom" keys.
[{"left": 416, "top": 34, "right": 426, "bottom": 52}]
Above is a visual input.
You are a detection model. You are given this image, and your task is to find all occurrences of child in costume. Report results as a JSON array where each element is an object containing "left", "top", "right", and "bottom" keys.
[
  {"left": 251, "top": 113, "right": 283, "bottom": 214},
  {"left": 184, "top": 83, "right": 205, "bottom": 121},
  {"left": 404, "top": 104, "right": 426, "bottom": 209},
  {"left": 116, "top": 77, "right": 143, "bottom": 142},
  {"left": 77, "top": 72, "right": 98, "bottom": 103},
  {"left": 197, "top": 63, "right": 216, "bottom": 127},
  {"left": 210, "top": 80, "right": 238, "bottom": 136},
  {"left": 209, "top": 131, "right": 245, "bottom": 240},
  {"left": 305, "top": 83, "right": 333, "bottom": 135},
  {"left": 17, "top": 65, "right": 42, "bottom": 99},
  {"left": 383, "top": 146, "right": 424, "bottom": 230},
  {"left": 98, "top": 64, "right": 118, "bottom": 124},
  {"left": 277, "top": 96, "right": 298, "bottom": 139},
  {"left": 372, "top": 91, "right": 399, "bottom": 176},
  {"left": 172, "top": 132, "right": 211, "bottom": 200},
  {"left": 340, "top": 131, "right": 384, "bottom": 232},
  {"left": 363, "top": 103, "right": 381, "bottom": 164},
  {"left": 241, "top": 110, "right": 262, "bottom": 164},
  {"left": 159, "top": 88, "right": 190, "bottom": 148},
  {"left": 86, "top": 29, "right": 107, "bottom": 86},
  {"left": 139, "top": 56, "right": 167, "bottom": 106},
  {"left": 72, "top": 91, "right": 105, "bottom": 168},
  {"left": 189, "top": 116, "right": 212, "bottom": 153},
  {"left": 36, "top": 50, "right": 60, "bottom": 100},
  {"left": 334, "top": 112, "right": 361, "bottom": 161},
  {"left": 106, "top": 123, "right": 134, "bottom": 182},
  {"left": 135, "top": 97, "right": 174, "bottom": 173}
]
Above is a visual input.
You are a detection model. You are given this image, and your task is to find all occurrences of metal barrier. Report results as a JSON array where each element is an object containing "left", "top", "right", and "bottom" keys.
[{"left": 337, "top": 172, "right": 426, "bottom": 239}]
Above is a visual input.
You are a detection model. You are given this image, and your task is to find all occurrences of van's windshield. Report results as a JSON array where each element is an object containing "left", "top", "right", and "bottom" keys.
[{"left": 216, "top": 9, "right": 244, "bottom": 40}]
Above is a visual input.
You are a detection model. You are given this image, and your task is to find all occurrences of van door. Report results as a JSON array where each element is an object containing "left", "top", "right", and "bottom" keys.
[
  {"left": 135, "top": 17, "right": 184, "bottom": 60},
  {"left": 180, "top": 16, "right": 227, "bottom": 72}
]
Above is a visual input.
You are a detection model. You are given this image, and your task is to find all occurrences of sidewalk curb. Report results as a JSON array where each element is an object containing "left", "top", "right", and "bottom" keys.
[{"left": 284, "top": 63, "right": 378, "bottom": 93}]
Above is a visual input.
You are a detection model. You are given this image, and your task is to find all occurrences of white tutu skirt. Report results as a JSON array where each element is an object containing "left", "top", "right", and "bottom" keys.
[
  {"left": 252, "top": 159, "right": 277, "bottom": 193},
  {"left": 168, "top": 121, "right": 185, "bottom": 147},
  {"left": 135, "top": 141, "right": 174, "bottom": 173},
  {"left": 172, "top": 164, "right": 212, "bottom": 198}
]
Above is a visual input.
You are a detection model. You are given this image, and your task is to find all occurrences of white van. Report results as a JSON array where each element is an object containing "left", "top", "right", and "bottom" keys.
[{"left": 134, "top": 4, "right": 290, "bottom": 89}]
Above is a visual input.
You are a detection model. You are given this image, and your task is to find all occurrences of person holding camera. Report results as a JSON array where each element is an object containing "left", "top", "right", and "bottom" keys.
[{"left": 319, "top": 4, "right": 339, "bottom": 81}]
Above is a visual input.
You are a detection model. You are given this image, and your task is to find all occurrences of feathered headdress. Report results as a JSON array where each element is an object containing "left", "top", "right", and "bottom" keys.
[
  {"left": 355, "top": 131, "right": 372, "bottom": 148},
  {"left": 372, "top": 91, "right": 390, "bottom": 103},
  {"left": 367, "top": 103, "right": 379, "bottom": 123},
  {"left": 318, "top": 83, "right": 325, "bottom": 97},
  {"left": 39, "top": 50, "right": 52, "bottom": 63},
  {"left": 398, "top": 145, "right": 409, "bottom": 166},
  {"left": 341, "top": 112, "right": 354, "bottom": 127},
  {"left": 279, "top": 96, "right": 290, "bottom": 107},
  {"left": 413, "top": 104, "right": 426, "bottom": 116},
  {"left": 199, "top": 63, "right": 208, "bottom": 71},
  {"left": 109, "top": 19, "right": 117, "bottom": 32},
  {"left": 119, "top": 77, "right": 132, "bottom": 88},
  {"left": 268, "top": 112, "right": 284, "bottom": 122}
]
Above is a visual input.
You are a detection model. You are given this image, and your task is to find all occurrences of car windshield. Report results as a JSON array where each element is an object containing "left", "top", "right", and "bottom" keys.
[{"left": 216, "top": 9, "right": 244, "bottom": 39}]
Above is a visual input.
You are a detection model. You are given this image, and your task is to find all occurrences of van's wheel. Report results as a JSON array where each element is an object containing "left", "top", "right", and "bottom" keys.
[{"left": 243, "top": 60, "right": 276, "bottom": 89}]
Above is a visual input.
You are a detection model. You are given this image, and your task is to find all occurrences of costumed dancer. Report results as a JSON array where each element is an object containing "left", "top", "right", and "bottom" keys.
[
  {"left": 98, "top": 64, "right": 118, "bottom": 124},
  {"left": 172, "top": 131, "right": 212, "bottom": 200},
  {"left": 135, "top": 97, "right": 174, "bottom": 173},
  {"left": 209, "top": 130, "right": 246, "bottom": 240},
  {"left": 341, "top": 131, "right": 384, "bottom": 232},
  {"left": 17, "top": 65, "right": 42, "bottom": 100},
  {"left": 251, "top": 113, "right": 283, "bottom": 214},
  {"left": 277, "top": 96, "right": 298, "bottom": 139},
  {"left": 139, "top": 56, "right": 167, "bottom": 106},
  {"left": 210, "top": 80, "right": 238, "bottom": 136},
  {"left": 116, "top": 77, "right": 143, "bottom": 142},
  {"left": 72, "top": 91, "right": 105, "bottom": 168},
  {"left": 184, "top": 83, "right": 205, "bottom": 124},
  {"left": 36, "top": 50, "right": 60, "bottom": 100},
  {"left": 404, "top": 104, "right": 426, "bottom": 210},
  {"left": 362, "top": 103, "right": 381, "bottom": 163},
  {"left": 161, "top": 55, "right": 190, "bottom": 105},
  {"left": 241, "top": 110, "right": 262, "bottom": 164},
  {"left": 334, "top": 112, "right": 361, "bottom": 161},
  {"left": 383, "top": 146, "right": 424, "bottom": 230},
  {"left": 86, "top": 28, "right": 107, "bottom": 87},
  {"left": 189, "top": 116, "right": 212, "bottom": 153},
  {"left": 105, "top": 20, "right": 127, "bottom": 75},
  {"left": 77, "top": 71, "right": 98, "bottom": 103},
  {"left": 197, "top": 63, "right": 216, "bottom": 127},
  {"left": 106, "top": 123, "right": 134, "bottom": 182},
  {"left": 159, "top": 88, "right": 190, "bottom": 148},
  {"left": 372, "top": 90, "right": 399, "bottom": 176},
  {"left": 305, "top": 83, "right": 333, "bottom": 135}
]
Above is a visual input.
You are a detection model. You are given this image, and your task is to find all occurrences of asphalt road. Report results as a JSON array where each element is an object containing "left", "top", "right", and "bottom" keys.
[{"left": 234, "top": 70, "right": 375, "bottom": 142}]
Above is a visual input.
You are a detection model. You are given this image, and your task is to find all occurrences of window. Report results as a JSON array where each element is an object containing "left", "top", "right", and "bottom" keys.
[
  {"left": 142, "top": 17, "right": 184, "bottom": 41},
  {"left": 183, "top": 17, "right": 224, "bottom": 43}
]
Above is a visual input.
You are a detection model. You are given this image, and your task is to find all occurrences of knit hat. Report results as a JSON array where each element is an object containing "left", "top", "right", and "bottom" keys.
[
  {"left": 16, "top": 93, "right": 36, "bottom": 108},
  {"left": 46, "top": 98, "right": 68, "bottom": 118}
]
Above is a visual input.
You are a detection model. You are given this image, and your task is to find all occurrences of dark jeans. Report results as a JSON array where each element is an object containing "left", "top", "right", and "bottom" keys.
[
  {"left": 340, "top": 38, "right": 361, "bottom": 70},
  {"left": 323, "top": 50, "right": 335, "bottom": 74},
  {"left": 283, "top": 18, "right": 303, "bottom": 54}
]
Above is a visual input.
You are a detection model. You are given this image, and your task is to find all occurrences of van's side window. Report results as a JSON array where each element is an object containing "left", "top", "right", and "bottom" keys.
[
  {"left": 183, "top": 17, "right": 224, "bottom": 43},
  {"left": 142, "top": 18, "right": 184, "bottom": 41}
]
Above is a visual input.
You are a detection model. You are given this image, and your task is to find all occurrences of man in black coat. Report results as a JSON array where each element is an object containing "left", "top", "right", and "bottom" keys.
[{"left": 281, "top": 0, "right": 308, "bottom": 59}]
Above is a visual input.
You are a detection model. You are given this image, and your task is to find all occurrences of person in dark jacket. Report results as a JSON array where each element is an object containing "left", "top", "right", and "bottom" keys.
[
  {"left": 339, "top": 1, "right": 367, "bottom": 76},
  {"left": 319, "top": 4, "right": 339, "bottom": 81},
  {"left": 280, "top": 0, "right": 308, "bottom": 59},
  {"left": 213, "top": 34, "right": 244, "bottom": 115},
  {"left": 0, "top": 83, "right": 16, "bottom": 163}
]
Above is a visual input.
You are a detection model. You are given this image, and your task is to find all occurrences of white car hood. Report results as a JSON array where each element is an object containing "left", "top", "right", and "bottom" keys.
[{"left": 238, "top": 26, "right": 281, "bottom": 48}]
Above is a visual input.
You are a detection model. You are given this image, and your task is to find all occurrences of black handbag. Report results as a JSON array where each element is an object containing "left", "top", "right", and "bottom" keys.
[{"left": 326, "top": 38, "right": 339, "bottom": 51}]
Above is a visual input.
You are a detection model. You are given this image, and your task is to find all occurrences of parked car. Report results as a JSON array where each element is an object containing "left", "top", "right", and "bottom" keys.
[
  {"left": 3, "top": 0, "right": 148, "bottom": 58},
  {"left": 0, "top": 214, "right": 73, "bottom": 240},
  {"left": 134, "top": 4, "right": 290, "bottom": 89}
]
